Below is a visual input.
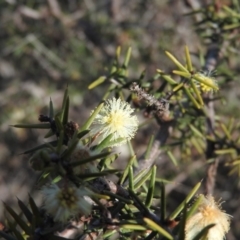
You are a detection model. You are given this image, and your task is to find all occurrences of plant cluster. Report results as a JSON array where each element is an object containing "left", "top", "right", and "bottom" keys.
[
  {"left": 0, "top": 45, "right": 232, "bottom": 239},
  {"left": 1, "top": 1, "right": 240, "bottom": 240}
]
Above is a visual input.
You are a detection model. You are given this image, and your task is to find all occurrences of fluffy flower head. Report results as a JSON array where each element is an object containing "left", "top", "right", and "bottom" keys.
[
  {"left": 91, "top": 98, "right": 138, "bottom": 146},
  {"left": 42, "top": 184, "right": 92, "bottom": 222},
  {"left": 185, "top": 194, "right": 231, "bottom": 240},
  {"left": 194, "top": 71, "right": 218, "bottom": 93}
]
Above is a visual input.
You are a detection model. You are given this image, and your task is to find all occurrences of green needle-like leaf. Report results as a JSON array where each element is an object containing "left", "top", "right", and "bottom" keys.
[
  {"left": 144, "top": 218, "right": 173, "bottom": 240},
  {"left": 189, "top": 124, "right": 204, "bottom": 138},
  {"left": 21, "top": 140, "right": 57, "bottom": 154},
  {"left": 169, "top": 181, "right": 201, "bottom": 220},
  {"left": 145, "top": 135, "right": 154, "bottom": 159},
  {"left": 145, "top": 165, "right": 156, "bottom": 208},
  {"left": 227, "top": 118, "right": 234, "bottom": 134},
  {"left": 62, "top": 96, "right": 69, "bottom": 125},
  {"left": 160, "top": 182, "right": 166, "bottom": 221},
  {"left": 134, "top": 168, "right": 152, "bottom": 189},
  {"left": 70, "top": 151, "right": 111, "bottom": 167},
  {"left": 49, "top": 98, "right": 54, "bottom": 118},
  {"left": 60, "top": 88, "right": 68, "bottom": 122},
  {"left": 61, "top": 137, "right": 79, "bottom": 159},
  {"left": 177, "top": 203, "right": 187, "bottom": 240},
  {"left": 28, "top": 195, "right": 42, "bottom": 226},
  {"left": 128, "top": 166, "right": 134, "bottom": 191},
  {"left": 77, "top": 129, "right": 90, "bottom": 139},
  {"left": 185, "top": 46, "right": 193, "bottom": 72},
  {"left": 93, "top": 133, "right": 114, "bottom": 151},
  {"left": 4, "top": 203, "right": 31, "bottom": 235},
  {"left": 56, "top": 130, "right": 64, "bottom": 154},
  {"left": 192, "top": 224, "right": 215, "bottom": 240},
  {"left": 123, "top": 47, "right": 132, "bottom": 69},
  {"left": 129, "top": 190, "right": 149, "bottom": 214},
  {"left": 183, "top": 86, "right": 201, "bottom": 109},
  {"left": 191, "top": 138, "right": 204, "bottom": 154},
  {"left": 172, "top": 82, "right": 184, "bottom": 92},
  {"left": 99, "top": 153, "right": 119, "bottom": 170},
  {"left": 189, "top": 77, "right": 204, "bottom": 106},
  {"left": 215, "top": 148, "right": 236, "bottom": 155},
  {"left": 116, "top": 46, "right": 121, "bottom": 63},
  {"left": 12, "top": 123, "right": 50, "bottom": 129},
  {"left": 187, "top": 195, "right": 203, "bottom": 219},
  {"left": 77, "top": 169, "right": 119, "bottom": 180},
  {"left": 119, "top": 155, "right": 136, "bottom": 185},
  {"left": 157, "top": 69, "right": 177, "bottom": 85},
  {"left": 54, "top": 116, "right": 63, "bottom": 132},
  {"left": 102, "top": 230, "right": 117, "bottom": 239},
  {"left": 17, "top": 198, "right": 32, "bottom": 223},
  {"left": 81, "top": 102, "right": 104, "bottom": 131},
  {"left": 167, "top": 150, "right": 178, "bottom": 166},
  {"left": 127, "top": 141, "right": 135, "bottom": 160},
  {"left": 88, "top": 76, "right": 107, "bottom": 89},
  {"left": 102, "top": 190, "right": 133, "bottom": 204},
  {"left": 121, "top": 224, "right": 147, "bottom": 231},
  {"left": 165, "top": 51, "right": 188, "bottom": 73},
  {"left": 220, "top": 123, "right": 231, "bottom": 140},
  {"left": 173, "top": 70, "right": 191, "bottom": 78},
  {"left": 52, "top": 175, "right": 62, "bottom": 184}
]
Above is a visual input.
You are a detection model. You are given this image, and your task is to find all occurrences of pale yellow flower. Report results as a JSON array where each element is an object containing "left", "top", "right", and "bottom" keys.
[
  {"left": 42, "top": 184, "right": 92, "bottom": 222},
  {"left": 185, "top": 194, "right": 231, "bottom": 240},
  {"left": 194, "top": 72, "right": 218, "bottom": 93},
  {"left": 91, "top": 98, "right": 138, "bottom": 146}
]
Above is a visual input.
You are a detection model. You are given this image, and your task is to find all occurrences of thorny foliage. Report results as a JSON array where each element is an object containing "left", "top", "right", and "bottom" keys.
[{"left": 1, "top": 1, "right": 240, "bottom": 240}]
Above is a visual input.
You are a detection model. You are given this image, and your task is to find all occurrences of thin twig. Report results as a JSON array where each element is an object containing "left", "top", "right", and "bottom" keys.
[{"left": 203, "top": 44, "right": 220, "bottom": 195}]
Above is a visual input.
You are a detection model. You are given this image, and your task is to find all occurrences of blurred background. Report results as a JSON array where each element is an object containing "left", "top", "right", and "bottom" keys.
[{"left": 1, "top": 0, "right": 240, "bottom": 239}]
